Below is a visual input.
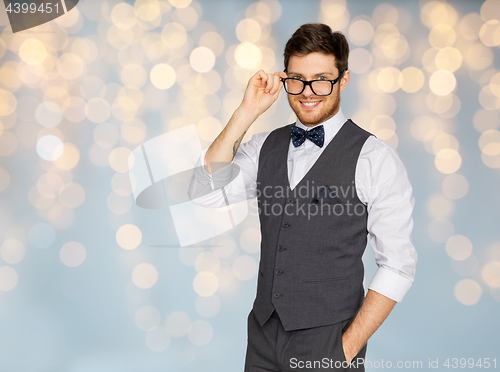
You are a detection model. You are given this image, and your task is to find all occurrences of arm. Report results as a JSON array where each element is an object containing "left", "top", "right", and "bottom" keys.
[
  {"left": 342, "top": 289, "right": 396, "bottom": 363},
  {"left": 204, "top": 70, "right": 286, "bottom": 174},
  {"left": 342, "top": 138, "right": 418, "bottom": 363}
]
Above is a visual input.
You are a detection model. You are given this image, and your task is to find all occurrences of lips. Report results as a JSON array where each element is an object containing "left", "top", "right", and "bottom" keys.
[{"left": 299, "top": 100, "right": 321, "bottom": 109}]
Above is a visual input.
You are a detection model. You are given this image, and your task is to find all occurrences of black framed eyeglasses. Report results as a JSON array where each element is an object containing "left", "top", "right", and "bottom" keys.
[{"left": 280, "top": 70, "right": 346, "bottom": 96}]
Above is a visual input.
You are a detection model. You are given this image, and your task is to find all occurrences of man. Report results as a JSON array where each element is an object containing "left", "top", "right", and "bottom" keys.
[{"left": 188, "top": 23, "right": 417, "bottom": 371}]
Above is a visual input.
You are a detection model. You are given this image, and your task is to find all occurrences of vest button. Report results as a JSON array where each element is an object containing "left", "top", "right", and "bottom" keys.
[
  {"left": 273, "top": 292, "right": 281, "bottom": 298},
  {"left": 287, "top": 199, "right": 293, "bottom": 204},
  {"left": 277, "top": 246, "right": 284, "bottom": 251},
  {"left": 275, "top": 270, "right": 284, "bottom": 275},
  {"left": 282, "top": 222, "right": 290, "bottom": 228}
]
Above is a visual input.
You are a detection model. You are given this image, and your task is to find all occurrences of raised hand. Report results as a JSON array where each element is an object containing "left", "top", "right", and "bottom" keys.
[{"left": 239, "top": 70, "right": 287, "bottom": 117}]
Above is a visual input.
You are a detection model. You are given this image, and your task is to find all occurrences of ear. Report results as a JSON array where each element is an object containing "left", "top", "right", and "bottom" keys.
[{"left": 339, "top": 70, "right": 350, "bottom": 93}]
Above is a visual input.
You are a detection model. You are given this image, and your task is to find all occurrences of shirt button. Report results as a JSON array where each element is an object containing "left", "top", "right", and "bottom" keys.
[
  {"left": 282, "top": 222, "right": 290, "bottom": 228},
  {"left": 273, "top": 293, "right": 281, "bottom": 298},
  {"left": 277, "top": 246, "right": 284, "bottom": 251},
  {"left": 275, "top": 270, "right": 283, "bottom": 275}
]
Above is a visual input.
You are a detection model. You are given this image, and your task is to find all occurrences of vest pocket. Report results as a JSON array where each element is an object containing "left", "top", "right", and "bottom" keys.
[{"left": 301, "top": 276, "right": 348, "bottom": 283}]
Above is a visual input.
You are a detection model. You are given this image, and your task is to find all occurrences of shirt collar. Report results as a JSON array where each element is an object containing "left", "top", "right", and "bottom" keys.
[{"left": 294, "top": 107, "right": 347, "bottom": 145}]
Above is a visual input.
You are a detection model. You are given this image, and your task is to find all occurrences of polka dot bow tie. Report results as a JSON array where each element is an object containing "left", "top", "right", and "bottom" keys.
[{"left": 290, "top": 124, "right": 325, "bottom": 148}]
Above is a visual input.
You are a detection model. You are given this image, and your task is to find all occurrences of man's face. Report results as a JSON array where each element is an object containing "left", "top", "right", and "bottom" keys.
[{"left": 286, "top": 52, "right": 349, "bottom": 127}]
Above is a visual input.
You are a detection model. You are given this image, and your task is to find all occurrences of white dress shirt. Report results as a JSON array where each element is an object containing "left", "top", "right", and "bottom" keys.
[{"left": 188, "top": 108, "right": 417, "bottom": 302}]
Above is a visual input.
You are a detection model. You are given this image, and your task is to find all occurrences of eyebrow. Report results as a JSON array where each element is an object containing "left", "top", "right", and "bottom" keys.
[{"left": 288, "top": 72, "right": 335, "bottom": 77}]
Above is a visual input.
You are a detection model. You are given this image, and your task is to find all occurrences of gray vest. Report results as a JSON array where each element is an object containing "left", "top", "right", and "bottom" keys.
[{"left": 253, "top": 119, "right": 374, "bottom": 331}]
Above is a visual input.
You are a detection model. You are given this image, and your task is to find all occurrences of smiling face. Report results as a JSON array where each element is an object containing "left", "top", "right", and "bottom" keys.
[{"left": 286, "top": 52, "right": 349, "bottom": 127}]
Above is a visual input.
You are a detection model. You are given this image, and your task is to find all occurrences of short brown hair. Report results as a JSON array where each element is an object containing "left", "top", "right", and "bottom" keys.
[{"left": 283, "top": 23, "right": 349, "bottom": 74}]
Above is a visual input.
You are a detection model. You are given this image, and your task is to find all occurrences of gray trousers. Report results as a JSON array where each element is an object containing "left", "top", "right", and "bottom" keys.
[{"left": 244, "top": 309, "right": 367, "bottom": 372}]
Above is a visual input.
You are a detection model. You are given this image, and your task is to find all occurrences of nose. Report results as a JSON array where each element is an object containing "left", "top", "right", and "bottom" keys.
[{"left": 302, "top": 83, "right": 315, "bottom": 97}]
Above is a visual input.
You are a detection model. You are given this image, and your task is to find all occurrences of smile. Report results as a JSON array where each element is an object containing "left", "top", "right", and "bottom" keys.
[{"left": 299, "top": 100, "right": 321, "bottom": 109}]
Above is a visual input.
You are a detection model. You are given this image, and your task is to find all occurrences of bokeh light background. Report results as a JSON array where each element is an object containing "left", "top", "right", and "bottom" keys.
[{"left": 1, "top": 0, "right": 500, "bottom": 371}]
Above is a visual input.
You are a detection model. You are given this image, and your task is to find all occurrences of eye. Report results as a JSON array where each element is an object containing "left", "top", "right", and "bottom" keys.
[
  {"left": 292, "top": 76, "right": 303, "bottom": 81},
  {"left": 317, "top": 76, "right": 327, "bottom": 80}
]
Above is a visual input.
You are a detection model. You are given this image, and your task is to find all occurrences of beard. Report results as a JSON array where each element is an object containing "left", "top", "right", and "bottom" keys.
[{"left": 288, "top": 91, "right": 341, "bottom": 126}]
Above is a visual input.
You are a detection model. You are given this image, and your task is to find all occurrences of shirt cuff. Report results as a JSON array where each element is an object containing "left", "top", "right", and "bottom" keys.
[
  {"left": 192, "top": 147, "right": 236, "bottom": 190},
  {"left": 367, "top": 266, "right": 414, "bottom": 302}
]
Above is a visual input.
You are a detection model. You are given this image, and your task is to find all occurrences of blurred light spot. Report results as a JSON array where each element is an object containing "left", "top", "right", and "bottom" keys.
[
  {"left": 209, "top": 238, "right": 237, "bottom": 260},
  {"left": 57, "top": 53, "right": 84, "bottom": 80},
  {"left": 429, "top": 24, "right": 456, "bottom": 48},
  {"left": 0, "top": 131, "right": 17, "bottom": 156},
  {"left": 465, "top": 43, "right": 493, "bottom": 70},
  {"left": 36, "top": 135, "right": 64, "bottom": 161},
  {"left": 62, "top": 96, "right": 86, "bottom": 123},
  {"left": 240, "top": 228, "right": 261, "bottom": 253},
  {"left": 188, "top": 319, "right": 213, "bottom": 346},
  {"left": 199, "top": 31, "right": 225, "bottom": 57},
  {"left": 236, "top": 18, "right": 261, "bottom": 43},
  {"left": 0, "top": 89, "right": 17, "bottom": 117},
  {"left": 372, "top": 3, "right": 398, "bottom": 26},
  {"left": 195, "top": 252, "right": 220, "bottom": 273},
  {"left": 53, "top": 143, "right": 80, "bottom": 171},
  {"left": 59, "top": 183, "right": 85, "bottom": 208},
  {"left": 150, "top": 63, "right": 176, "bottom": 90},
  {"left": 348, "top": 19, "right": 374, "bottom": 46},
  {"left": 190, "top": 47, "right": 215, "bottom": 73},
  {"left": 116, "top": 223, "right": 142, "bottom": 250},
  {"left": 135, "top": 306, "right": 161, "bottom": 331},
  {"left": 426, "top": 194, "right": 454, "bottom": 219},
  {"left": 28, "top": 223, "right": 55, "bottom": 249},
  {"left": 121, "top": 63, "right": 147, "bottom": 89},
  {"left": 421, "top": 1, "right": 458, "bottom": 28},
  {"left": 85, "top": 98, "right": 111, "bottom": 123},
  {"left": 60, "top": 241, "right": 86, "bottom": 267},
  {"left": 93, "top": 122, "right": 120, "bottom": 148},
  {"left": 107, "top": 25, "right": 134, "bottom": 50},
  {"left": 431, "top": 132, "right": 459, "bottom": 154},
  {"left": 479, "top": 130, "right": 500, "bottom": 157},
  {"left": 429, "top": 70, "right": 456, "bottom": 96},
  {"left": 196, "top": 117, "right": 222, "bottom": 142},
  {"left": 132, "top": 263, "right": 158, "bottom": 289},
  {"left": 109, "top": 147, "right": 132, "bottom": 173},
  {"left": 232, "top": 255, "right": 257, "bottom": 281},
  {"left": 145, "top": 326, "right": 170, "bottom": 352},
  {"left": 481, "top": 0, "right": 500, "bottom": 23},
  {"left": 195, "top": 295, "right": 220, "bottom": 318},
  {"left": 35, "top": 102, "right": 63, "bottom": 128},
  {"left": 479, "top": 86, "right": 500, "bottom": 110},
  {"left": 46, "top": 203, "right": 75, "bottom": 229},
  {"left": 435, "top": 148, "right": 461, "bottom": 174},
  {"left": 193, "top": 271, "right": 218, "bottom": 297},
  {"left": 161, "top": 22, "right": 187, "bottom": 49},
  {"left": 442, "top": 174, "right": 469, "bottom": 199},
  {"left": 428, "top": 218, "right": 454, "bottom": 243},
  {"left": 399, "top": 67, "right": 425, "bottom": 93},
  {"left": 320, "top": 1, "right": 349, "bottom": 31},
  {"left": 348, "top": 48, "right": 372, "bottom": 74},
  {"left": 0, "top": 266, "right": 18, "bottom": 292},
  {"left": 482, "top": 262, "right": 500, "bottom": 288},
  {"left": 111, "top": 3, "right": 137, "bottom": 30},
  {"left": 0, "top": 239, "right": 25, "bottom": 264},
  {"left": 435, "top": 47, "right": 462, "bottom": 72},
  {"left": 459, "top": 12, "right": 482, "bottom": 40},
  {"left": 370, "top": 114, "right": 396, "bottom": 142},
  {"left": 107, "top": 192, "right": 132, "bottom": 215},
  {"left": 377, "top": 67, "right": 400, "bottom": 93},
  {"left": 454, "top": 279, "right": 482, "bottom": 306},
  {"left": 172, "top": 6, "right": 198, "bottom": 31},
  {"left": 71, "top": 37, "right": 98, "bottom": 64},
  {"left": 19, "top": 39, "right": 47, "bottom": 66},
  {"left": 166, "top": 311, "right": 190, "bottom": 337},
  {"left": 446, "top": 235, "right": 473, "bottom": 261},
  {"left": 480, "top": 20, "right": 500, "bottom": 47},
  {"left": 235, "top": 42, "right": 262, "bottom": 69}
]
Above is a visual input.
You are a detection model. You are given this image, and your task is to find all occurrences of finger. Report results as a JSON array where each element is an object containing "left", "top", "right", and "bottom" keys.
[
  {"left": 270, "top": 73, "right": 280, "bottom": 95},
  {"left": 265, "top": 73, "right": 274, "bottom": 93},
  {"left": 256, "top": 70, "right": 268, "bottom": 87}
]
